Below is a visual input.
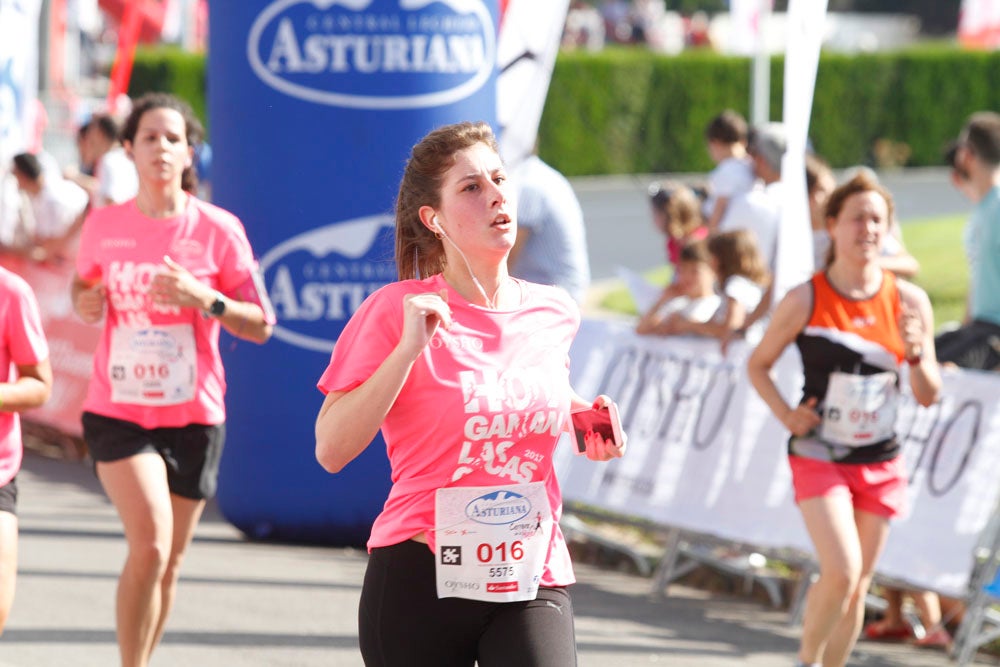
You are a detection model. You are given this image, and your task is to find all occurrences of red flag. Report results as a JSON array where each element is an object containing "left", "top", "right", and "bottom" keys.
[{"left": 107, "top": 0, "right": 144, "bottom": 107}]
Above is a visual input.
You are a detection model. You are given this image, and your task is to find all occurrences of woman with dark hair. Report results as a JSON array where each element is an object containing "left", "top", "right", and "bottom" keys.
[
  {"left": 71, "top": 92, "right": 274, "bottom": 667},
  {"left": 315, "top": 121, "right": 624, "bottom": 666},
  {"left": 747, "top": 172, "right": 940, "bottom": 667}
]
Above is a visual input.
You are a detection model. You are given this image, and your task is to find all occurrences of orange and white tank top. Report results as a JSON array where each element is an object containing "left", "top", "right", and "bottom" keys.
[{"left": 792, "top": 270, "right": 905, "bottom": 463}]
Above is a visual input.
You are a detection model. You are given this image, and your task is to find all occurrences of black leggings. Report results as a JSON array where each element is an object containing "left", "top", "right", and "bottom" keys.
[{"left": 358, "top": 540, "right": 577, "bottom": 667}]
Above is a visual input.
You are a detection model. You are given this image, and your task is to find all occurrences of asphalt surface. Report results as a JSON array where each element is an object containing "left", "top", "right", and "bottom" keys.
[{"left": 1, "top": 451, "right": 993, "bottom": 666}]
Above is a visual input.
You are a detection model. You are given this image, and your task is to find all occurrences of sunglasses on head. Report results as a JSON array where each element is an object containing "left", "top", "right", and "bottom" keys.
[{"left": 648, "top": 182, "right": 674, "bottom": 208}]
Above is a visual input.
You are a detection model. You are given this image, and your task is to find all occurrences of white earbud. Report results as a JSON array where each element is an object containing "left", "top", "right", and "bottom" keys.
[{"left": 432, "top": 215, "right": 443, "bottom": 234}]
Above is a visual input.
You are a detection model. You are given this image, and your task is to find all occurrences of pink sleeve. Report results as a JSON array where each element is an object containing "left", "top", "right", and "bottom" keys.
[
  {"left": 217, "top": 221, "right": 276, "bottom": 324},
  {"left": 216, "top": 221, "right": 257, "bottom": 293},
  {"left": 7, "top": 279, "right": 48, "bottom": 366},
  {"left": 317, "top": 287, "right": 402, "bottom": 395},
  {"left": 75, "top": 211, "right": 102, "bottom": 282}
]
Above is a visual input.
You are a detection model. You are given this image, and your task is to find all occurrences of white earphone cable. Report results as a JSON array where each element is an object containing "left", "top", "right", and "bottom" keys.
[{"left": 435, "top": 217, "right": 499, "bottom": 309}]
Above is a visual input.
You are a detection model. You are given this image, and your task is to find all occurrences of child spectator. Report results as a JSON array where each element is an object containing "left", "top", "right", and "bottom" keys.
[
  {"left": 636, "top": 240, "right": 721, "bottom": 336},
  {"left": 648, "top": 179, "right": 709, "bottom": 270},
  {"left": 708, "top": 229, "right": 770, "bottom": 339},
  {"left": 704, "top": 110, "right": 756, "bottom": 233},
  {"left": 664, "top": 230, "right": 770, "bottom": 344}
]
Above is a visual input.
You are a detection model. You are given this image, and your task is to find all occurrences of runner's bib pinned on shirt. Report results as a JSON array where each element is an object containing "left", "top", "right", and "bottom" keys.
[
  {"left": 435, "top": 482, "right": 552, "bottom": 603},
  {"left": 820, "top": 370, "right": 898, "bottom": 447},
  {"left": 108, "top": 324, "right": 196, "bottom": 406}
]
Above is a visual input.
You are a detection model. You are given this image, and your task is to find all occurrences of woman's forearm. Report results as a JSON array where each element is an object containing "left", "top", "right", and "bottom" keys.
[
  {"left": 907, "top": 358, "right": 941, "bottom": 407},
  {"left": 0, "top": 377, "right": 51, "bottom": 411},
  {"left": 213, "top": 297, "right": 273, "bottom": 344},
  {"left": 747, "top": 361, "right": 791, "bottom": 425}
]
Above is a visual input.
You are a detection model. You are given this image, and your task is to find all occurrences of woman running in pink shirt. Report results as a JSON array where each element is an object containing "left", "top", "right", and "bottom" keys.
[
  {"left": 71, "top": 93, "right": 274, "bottom": 667},
  {"left": 0, "top": 267, "right": 51, "bottom": 635},
  {"left": 316, "top": 121, "right": 624, "bottom": 666}
]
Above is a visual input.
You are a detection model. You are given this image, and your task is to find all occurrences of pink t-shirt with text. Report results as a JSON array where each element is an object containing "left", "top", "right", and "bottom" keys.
[
  {"left": 76, "top": 197, "right": 269, "bottom": 429},
  {"left": 0, "top": 267, "right": 49, "bottom": 487},
  {"left": 318, "top": 274, "right": 580, "bottom": 588}
]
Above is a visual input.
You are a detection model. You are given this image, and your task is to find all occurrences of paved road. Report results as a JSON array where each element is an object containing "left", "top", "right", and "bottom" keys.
[
  {"left": 2, "top": 452, "right": 992, "bottom": 666},
  {"left": 574, "top": 167, "right": 969, "bottom": 281}
]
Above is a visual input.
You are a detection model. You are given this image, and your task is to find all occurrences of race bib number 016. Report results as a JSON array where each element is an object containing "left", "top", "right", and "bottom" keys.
[
  {"left": 435, "top": 482, "right": 552, "bottom": 603},
  {"left": 109, "top": 324, "right": 197, "bottom": 406},
  {"left": 820, "top": 370, "right": 897, "bottom": 447}
]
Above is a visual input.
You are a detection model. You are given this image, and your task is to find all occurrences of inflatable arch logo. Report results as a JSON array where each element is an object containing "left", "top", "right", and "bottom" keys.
[
  {"left": 260, "top": 214, "right": 396, "bottom": 353},
  {"left": 247, "top": 0, "right": 497, "bottom": 109}
]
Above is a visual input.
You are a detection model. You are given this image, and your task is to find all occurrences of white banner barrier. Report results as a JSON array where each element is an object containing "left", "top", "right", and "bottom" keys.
[{"left": 557, "top": 319, "right": 1000, "bottom": 598}]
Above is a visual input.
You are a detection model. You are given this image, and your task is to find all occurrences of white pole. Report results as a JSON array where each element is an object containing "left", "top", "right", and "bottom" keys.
[
  {"left": 773, "top": 0, "right": 829, "bottom": 302},
  {"left": 750, "top": 0, "right": 771, "bottom": 125}
]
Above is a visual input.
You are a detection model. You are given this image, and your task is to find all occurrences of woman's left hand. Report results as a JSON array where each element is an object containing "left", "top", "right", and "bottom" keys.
[
  {"left": 582, "top": 394, "right": 627, "bottom": 461},
  {"left": 151, "top": 255, "right": 213, "bottom": 310}
]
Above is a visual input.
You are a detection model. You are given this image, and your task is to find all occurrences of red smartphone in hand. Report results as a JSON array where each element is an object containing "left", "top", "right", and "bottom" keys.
[{"left": 570, "top": 402, "right": 624, "bottom": 454}]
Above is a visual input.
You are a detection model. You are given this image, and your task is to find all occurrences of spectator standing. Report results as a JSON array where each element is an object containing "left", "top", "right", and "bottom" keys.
[
  {"left": 704, "top": 110, "right": 756, "bottom": 233},
  {"left": 66, "top": 113, "right": 138, "bottom": 209},
  {"left": 719, "top": 122, "right": 787, "bottom": 338},
  {"left": 720, "top": 122, "right": 786, "bottom": 272},
  {"left": 563, "top": 1, "right": 606, "bottom": 51},
  {"left": 863, "top": 586, "right": 956, "bottom": 648},
  {"left": 935, "top": 111, "right": 1000, "bottom": 369},
  {"left": 71, "top": 120, "right": 95, "bottom": 177},
  {"left": 600, "top": 0, "right": 631, "bottom": 43},
  {"left": 9, "top": 153, "right": 88, "bottom": 261},
  {"left": 686, "top": 11, "right": 713, "bottom": 48},
  {"left": 508, "top": 155, "right": 591, "bottom": 304}
]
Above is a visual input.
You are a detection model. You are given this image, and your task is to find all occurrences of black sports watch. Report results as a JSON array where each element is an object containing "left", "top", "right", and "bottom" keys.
[{"left": 208, "top": 293, "right": 226, "bottom": 317}]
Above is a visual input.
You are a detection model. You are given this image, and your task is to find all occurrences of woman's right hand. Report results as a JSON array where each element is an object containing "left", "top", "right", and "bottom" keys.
[
  {"left": 399, "top": 289, "right": 452, "bottom": 358},
  {"left": 74, "top": 283, "right": 106, "bottom": 324},
  {"left": 781, "top": 397, "right": 821, "bottom": 437}
]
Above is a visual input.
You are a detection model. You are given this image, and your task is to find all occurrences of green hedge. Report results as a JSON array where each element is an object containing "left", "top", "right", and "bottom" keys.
[
  {"left": 130, "top": 44, "right": 1000, "bottom": 175},
  {"left": 539, "top": 45, "right": 1000, "bottom": 175}
]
